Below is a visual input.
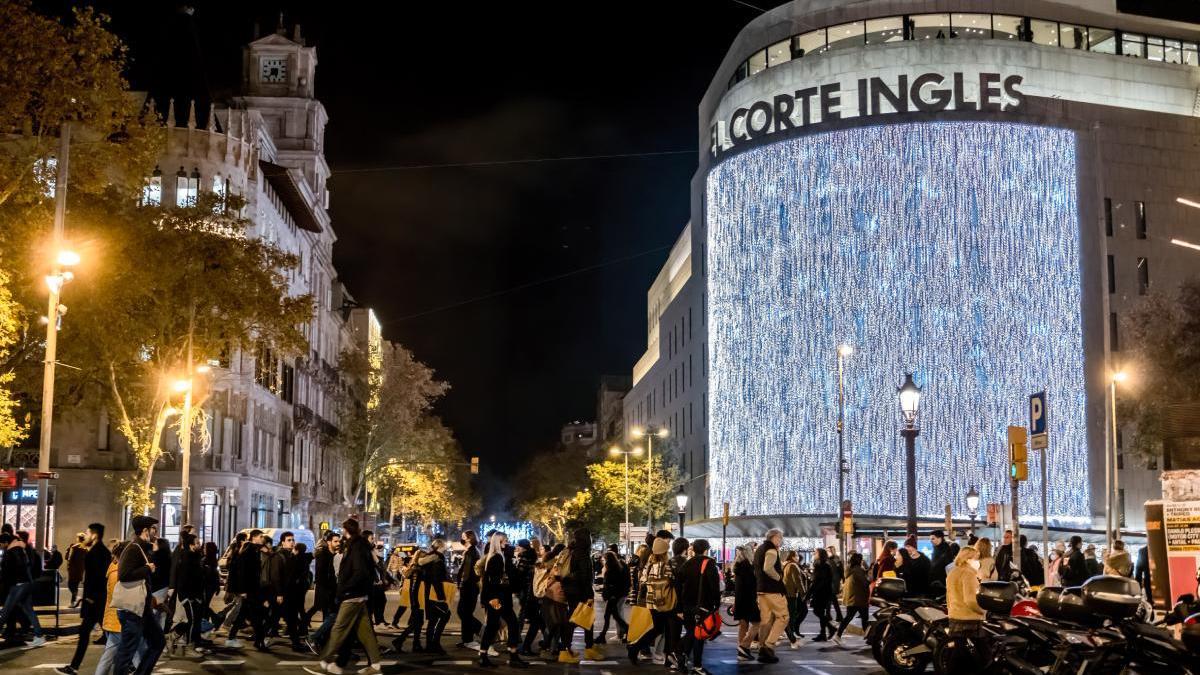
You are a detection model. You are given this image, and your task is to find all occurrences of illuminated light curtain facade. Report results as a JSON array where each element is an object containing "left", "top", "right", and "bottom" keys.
[{"left": 705, "top": 121, "right": 1087, "bottom": 523}]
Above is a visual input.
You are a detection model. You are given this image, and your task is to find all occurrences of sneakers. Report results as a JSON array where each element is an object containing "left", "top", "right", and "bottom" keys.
[
  {"left": 364, "top": 665, "right": 383, "bottom": 674},
  {"left": 690, "top": 668, "right": 711, "bottom": 675},
  {"left": 583, "top": 646, "right": 605, "bottom": 661},
  {"left": 832, "top": 634, "right": 843, "bottom": 646},
  {"left": 464, "top": 640, "right": 481, "bottom": 650},
  {"left": 557, "top": 649, "right": 580, "bottom": 664},
  {"left": 736, "top": 646, "right": 753, "bottom": 661},
  {"left": 224, "top": 637, "right": 244, "bottom": 648},
  {"left": 54, "top": 667, "right": 78, "bottom": 675},
  {"left": 321, "top": 661, "right": 344, "bottom": 675},
  {"left": 756, "top": 649, "right": 780, "bottom": 664},
  {"left": 26, "top": 636, "right": 46, "bottom": 647}
]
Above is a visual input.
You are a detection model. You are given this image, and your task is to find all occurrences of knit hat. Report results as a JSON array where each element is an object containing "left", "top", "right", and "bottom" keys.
[
  {"left": 904, "top": 535, "right": 918, "bottom": 549},
  {"left": 517, "top": 539, "right": 531, "bottom": 549},
  {"left": 652, "top": 537, "right": 670, "bottom": 556},
  {"left": 130, "top": 515, "right": 158, "bottom": 535}
]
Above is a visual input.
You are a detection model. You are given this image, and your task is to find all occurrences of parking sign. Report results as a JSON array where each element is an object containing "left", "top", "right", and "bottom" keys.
[{"left": 1030, "top": 391, "right": 1048, "bottom": 449}]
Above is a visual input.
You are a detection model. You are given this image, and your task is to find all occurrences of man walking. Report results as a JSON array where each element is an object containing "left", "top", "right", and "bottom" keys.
[
  {"left": 0, "top": 532, "right": 44, "bottom": 646},
  {"left": 456, "top": 531, "right": 483, "bottom": 649},
  {"left": 317, "top": 518, "right": 383, "bottom": 675},
  {"left": 747, "top": 529, "right": 788, "bottom": 664},
  {"left": 66, "top": 533, "right": 87, "bottom": 607},
  {"left": 114, "top": 515, "right": 165, "bottom": 675},
  {"left": 56, "top": 523, "right": 111, "bottom": 674},
  {"left": 277, "top": 532, "right": 308, "bottom": 651}
]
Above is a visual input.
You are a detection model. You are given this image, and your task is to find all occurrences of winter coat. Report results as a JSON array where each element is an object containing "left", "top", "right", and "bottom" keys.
[
  {"left": 898, "top": 551, "right": 931, "bottom": 596},
  {"left": 480, "top": 548, "right": 515, "bottom": 605},
  {"left": 1105, "top": 550, "right": 1133, "bottom": 577},
  {"left": 946, "top": 564, "right": 985, "bottom": 621},
  {"left": 808, "top": 560, "right": 833, "bottom": 606},
  {"left": 929, "top": 541, "right": 952, "bottom": 589},
  {"left": 66, "top": 542, "right": 87, "bottom": 584},
  {"left": 562, "top": 544, "right": 594, "bottom": 604},
  {"left": 117, "top": 540, "right": 155, "bottom": 613},
  {"left": 313, "top": 545, "right": 337, "bottom": 609},
  {"left": 0, "top": 544, "right": 31, "bottom": 596},
  {"left": 80, "top": 541, "right": 113, "bottom": 621},
  {"left": 783, "top": 560, "right": 803, "bottom": 598},
  {"left": 458, "top": 544, "right": 481, "bottom": 587},
  {"left": 419, "top": 550, "right": 448, "bottom": 602},
  {"left": 151, "top": 541, "right": 171, "bottom": 592},
  {"left": 676, "top": 555, "right": 720, "bottom": 611},
  {"left": 843, "top": 565, "right": 869, "bottom": 608},
  {"left": 753, "top": 540, "right": 786, "bottom": 595},
  {"left": 1060, "top": 548, "right": 1089, "bottom": 587},
  {"left": 102, "top": 561, "right": 122, "bottom": 632},
  {"left": 172, "top": 547, "right": 204, "bottom": 600},
  {"left": 732, "top": 559, "right": 759, "bottom": 621},
  {"left": 336, "top": 536, "right": 376, "bottom": 602},
  {"left": 234, "top": 543, "right": 261, "bottom": 595},
  {"left": 281, "top": 548, "right": 309, "bottom": 596},
  {"left": 601, "top": 554, "right": 629, "bottom": 600}
]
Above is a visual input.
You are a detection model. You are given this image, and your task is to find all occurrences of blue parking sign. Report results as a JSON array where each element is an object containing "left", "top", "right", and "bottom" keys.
[{"left": 1029, "top": 391, "right": 1047, "bottom": 436}]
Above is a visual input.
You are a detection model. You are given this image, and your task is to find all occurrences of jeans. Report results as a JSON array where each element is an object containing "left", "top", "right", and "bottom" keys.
[
  {"left": 835, "top": 605, "right": 870, "bottom": 637},
  {"left": 115, "top": 606, "right": 165, "bottom": 675},
  {"left": 785, "top": 595, "right": 807, "bottom": 641},
  {"left": 310, "top": 601, "right": 339, "bottom": 646},
  {"left": 318, "top": 600, "right": 381, "bottom": 665},
  {"left": 457, "top": 583, "right": 482, "bottom": 643},
  {"left": 600, "top": 596, "right": 628, "bottom": 639},
  {"left": 94, "top": 631, "right": 133, "bottom": 675},
  {"left": 0, "top": 583, "right": 42, "bottom": 637}
]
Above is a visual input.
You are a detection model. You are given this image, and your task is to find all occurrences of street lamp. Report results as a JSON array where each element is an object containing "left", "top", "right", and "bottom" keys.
[
  {"left": 966, "top": 486, "right": 980, "bottom": 534},
  {"left": 675, "top": 490, "right": 689, "bottom": 537},
  {"left": 172, "top": 376, "right": 195, "bottom": 528},
  {"left": 630, "top": 425, "right": 668, "bottom": 528},
  {"left": 1107, "top": 370, "right": 1128, "bottom": 548},
  {"left": 611, "top": 445, "right": 644, "bottom": 554},
  {"left": 897, "top": 372, "right": 922, "bottom": 537},
  {"left": 836, "top": 343, "right": 853, "bottom": 568}
]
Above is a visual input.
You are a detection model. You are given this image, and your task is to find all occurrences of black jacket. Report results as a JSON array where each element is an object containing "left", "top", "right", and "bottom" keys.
[
  {"left": 480, "top": 551, "right": 514, "bottom": 604},
  {"left": 151, "top": 541, "right": 171, "bottom": 592},
  {"left": 929, "top": 541, "right": 952, "bottom": 588},
  {"left": 808, "top": 559, "right": 833, "bottom": 605},
  {"left": 602, "top": 555, "right": 630, "bottom": 600},
  {"left": 732, "top": 559, "right": 759, "bottom": 621},
  {"left": 336, "top": 536, "right": 376, "bottom": 602},
  {"left": 458, "top": 545, "right": 481, "bottom": 587},
  {"left": 260, "top": 549, "right": 285, "bottom": 597},
  {"left": 676, "top": 555, "right": 720, "bottom": 611},
  {"left": 898, "top": 551, "right": 932, "bottom": 596},
  {"left": 282, "top": 548, "right": 309, "bottom": 596},
  {"left": 562, "top": 547, "right": 594, "bottom": 604},
  {"left": 1060, "top": 548, "right": 1089, "bottom": 587},
  {"left": 313, "top": 545, "right": 336, "bottom": 609},
  {"left": 80, "top": 542, "right": 112, "bottom": 621},
  {"left": 0, "top": 544, "right": 32, "bottom": 596},
  {"left": 234, "top": 544, "right": 260, "bottom": 595},
  {"left": 172, "top": 547, "right": 204, "bottom": 600},
  {"left": 118, "top": 540, "right": 155, "bottom": 612}
]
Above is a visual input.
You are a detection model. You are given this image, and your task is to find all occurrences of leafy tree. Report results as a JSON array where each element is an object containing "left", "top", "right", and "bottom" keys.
[
  {"left": 0, "top": 0, "right": 161, "bottom": 208},
  {"left": 372, "top": 416, "right": 480, "bottom": 531},
  {"left": 585, "top": 455, "right": 680, "bottom": 541},
  {"left": 1120, "top": 277, "right": 1200, "bottom": 465},
  {"left": 333, "top": 341, "right": 450, "bottom": 509},
  {"left": 8, "top": 192, "right": 311, "bottom": 511},
  {"left": 0, "top": 268, "right": 24, "bottom": 449}
]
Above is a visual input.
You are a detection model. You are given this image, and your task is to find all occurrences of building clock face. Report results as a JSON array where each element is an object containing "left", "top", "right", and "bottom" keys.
[{"left": 261, "top": 57, "right": 287, "bottom": 83}]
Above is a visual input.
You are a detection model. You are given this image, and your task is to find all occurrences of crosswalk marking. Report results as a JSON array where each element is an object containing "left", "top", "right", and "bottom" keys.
[
  {"left": 792, "top": 660, "right": 834, "bottom": 664},
  {"left": 433, "top": 660, "right": 472, "bottom": 665},
  {"left": 201, "top": 659, "right": 246, "bottom": 666}
]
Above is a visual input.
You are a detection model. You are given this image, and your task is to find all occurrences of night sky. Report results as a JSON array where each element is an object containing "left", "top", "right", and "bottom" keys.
[{"left": 58, "top": 0, "right": 769, "bottom": 513}]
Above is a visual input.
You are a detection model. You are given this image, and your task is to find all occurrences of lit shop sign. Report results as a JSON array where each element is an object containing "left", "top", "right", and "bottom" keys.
[
  {"left": 711, "top": 71, "right": 1026, "bottom": 156},
  {"left": 3, "top": 487, "right": 54, "bottom": 505}
]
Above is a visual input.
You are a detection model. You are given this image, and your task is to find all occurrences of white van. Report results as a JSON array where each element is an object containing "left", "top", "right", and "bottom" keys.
[{"left": 217, "top": 527, "right": 319, "bottom": 582}]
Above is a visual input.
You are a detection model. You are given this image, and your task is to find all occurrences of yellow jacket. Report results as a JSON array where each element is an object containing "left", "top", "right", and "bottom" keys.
[
  {"left": 946, "top": 564, "right": 985, "bottom": 621},
  {"left": 102, "top": 561, "right": 121, "bottom": 633}
]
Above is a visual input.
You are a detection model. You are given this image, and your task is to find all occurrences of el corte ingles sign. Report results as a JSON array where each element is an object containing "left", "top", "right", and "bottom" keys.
[{"left": 711, "top": 70, "right": 1026, "bottom": 156}]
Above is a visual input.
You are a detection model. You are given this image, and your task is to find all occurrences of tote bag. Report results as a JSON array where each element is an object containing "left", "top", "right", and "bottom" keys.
[
  {"left": 569, "top": 600, "right": 595, "bottom": 629},
  {"left": 627, "top": 604, "right": 654, "bottom": 644},
  {"left": 110, "top": 544, "right": 149, "bottom": 614}
]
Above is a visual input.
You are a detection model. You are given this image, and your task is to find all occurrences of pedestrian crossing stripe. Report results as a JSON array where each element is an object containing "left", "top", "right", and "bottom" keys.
[
  {"left": 201, "top": 659, "right": 246, "bottom": 666},
  {"left": 579, "top": 660, "right": 618, "bottom": 665},
  {"left": 432, "top": 660, "right": 472, "bottom": 665},
  {"left": 792, "top": 660, "right": 834, "bottom": 664}
]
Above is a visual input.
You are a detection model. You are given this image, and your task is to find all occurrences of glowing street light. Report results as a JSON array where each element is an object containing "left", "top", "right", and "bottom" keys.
[
  {"left": 56, "top": 249, "right": 81, "bottom": 267},
  {"left": 1107, "top": 370, "right": 1129, "bottom": 547},
  {"left": 965, "top": 486, "right": 980, "bottom": 534},
  {"left": 897, "top": 373, "right": 922, "bottom": 536},
  {"left": 611, "top": 444, "right": 644, "bottom": 553},
  {"left": 630, "top": 425, "right": 668, "bottom": 528},
  {"left": 675, "top": 490, "right": 689, "bottom": 536}
]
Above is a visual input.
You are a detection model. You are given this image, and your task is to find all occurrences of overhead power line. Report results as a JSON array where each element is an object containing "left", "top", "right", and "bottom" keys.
[
  {"left": 332, "top": 149, "right": 695, "bottom": 174},
  {"left": 383, "top": 243, "right": 674, "bottom": 324}
]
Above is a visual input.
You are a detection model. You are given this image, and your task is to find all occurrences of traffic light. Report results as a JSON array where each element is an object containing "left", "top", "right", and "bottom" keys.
[
  {"left": 470, "top": 456, "right": 479, "bottom": 475},
  {"left": 1008, "top": 425, "right": 1028, "bottom": 481}
]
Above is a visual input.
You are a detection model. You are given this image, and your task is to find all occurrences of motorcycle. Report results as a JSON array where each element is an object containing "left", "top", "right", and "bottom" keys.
[{"left": 868, "top": 577, "right": 946, "bottom": 675}]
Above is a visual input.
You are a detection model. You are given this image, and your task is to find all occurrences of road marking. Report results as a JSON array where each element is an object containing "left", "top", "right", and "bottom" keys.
[
  {"left": 432, "top": 660, "right": 472, "bottom": 665},
  {"left": 201, "top": 660, "right": 245, "bottom": 666},
  {"left": 580, "top": 660, "right": 618, "bottom": 665},
  {"left": 31, "top": 667, "right": 69, "bottom": 670},
  {"left": 792, "top": 660, "right": 834, "bottom": 664},
  {"left": 277, "top": 661, "right": 320, "bottom": 666},
  {"left": 803, "top": 666, "right": 835, "bottom": 675}
]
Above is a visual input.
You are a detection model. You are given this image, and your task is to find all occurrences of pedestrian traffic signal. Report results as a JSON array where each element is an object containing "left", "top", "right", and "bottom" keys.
[
  {"left": 470, "top": 456, "right": 479, "bottom": 474},
  {"left": 1008, "top": 425, "right": 1028, "bottom": 481}
]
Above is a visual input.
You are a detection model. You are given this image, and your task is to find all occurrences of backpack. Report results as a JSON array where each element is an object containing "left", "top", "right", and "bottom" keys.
[
  {"left": 533, "top": 550, "right": 568, "bottom": 599},
  {"left": 644, "top": 559, "right": 677, "bottom": 612}
]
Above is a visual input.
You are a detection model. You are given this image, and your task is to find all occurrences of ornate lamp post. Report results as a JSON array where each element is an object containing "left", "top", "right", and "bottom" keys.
[
  {"left": 966, "top": 486, "right": 980, "bottom": 535},
  {"left": 675, "top": 491, "right": 689, "bottom": 537},
  {"left": 897, "top": 373, "right": 922, "bottom": 537}
]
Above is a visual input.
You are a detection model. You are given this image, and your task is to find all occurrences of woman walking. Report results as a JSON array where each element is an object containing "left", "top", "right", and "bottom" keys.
[
  {"left": 782, "top": 550, "right": 806, "bottom": 646},
  {"left": 420, "top": 539, "right": 451, "bottom": 656},
  {"left": 808, "top": 548, "right": 835, "bottom": 642},
  {"left": 626, "top": 535, "right": 677, "bottom": 667},
  {"left": 538, "top": 542, "right": 567, "bottom": 658},
  {"left": 832, "top": 552, "right": 869, "bottom": 645},
  {"left": 477, "top": 532, "right": 529, "bottom": 668},
  {"left": 558, "top": 528, "right": 602, "bottom": 664},
  {"left": 732, "top": 545, "right": 759, "bottom": 661},
  {"left": 598, "top": 549, "right": 629, "bottom": 644}
]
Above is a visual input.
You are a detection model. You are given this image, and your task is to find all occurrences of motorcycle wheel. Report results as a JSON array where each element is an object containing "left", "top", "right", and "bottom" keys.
[
  {"left": 882, "top": 626, "right": 931, "bottom": 675},
  {"left": 930, "top": 637, "right": 961, "bottom": 675},
  {"left": 867, "top": 622, "right": 887, "bottom": 664}
]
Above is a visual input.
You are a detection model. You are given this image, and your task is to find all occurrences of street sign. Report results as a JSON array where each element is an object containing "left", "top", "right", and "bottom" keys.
[
  {"left": 0, "top": 471, "right": 15, "bottom": 489},
  {"left": 619, "top": 522, "right": 648, "bottom": 543},
  {"left": 1030, "top": 391, "right": 1048, "bottom": 449},
  {"left": 26, "top": 471, "right": 58, "bottom": 480},
  {"left": 986, "top": 502, "right": 1000, "bottom": 526}
]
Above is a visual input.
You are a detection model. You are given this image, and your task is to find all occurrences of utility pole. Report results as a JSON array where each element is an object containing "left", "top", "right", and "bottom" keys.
[
  {"left": 179, "top": 317, "right": 195, "bottom": 529},
  {"left": 36, "top": 123, "right": 71, "bottom": 554}
]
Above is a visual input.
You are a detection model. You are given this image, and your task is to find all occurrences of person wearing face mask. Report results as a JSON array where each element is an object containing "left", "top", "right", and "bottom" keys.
[{"left": 945, "top": 546, "right": 984, "bottom": 638}]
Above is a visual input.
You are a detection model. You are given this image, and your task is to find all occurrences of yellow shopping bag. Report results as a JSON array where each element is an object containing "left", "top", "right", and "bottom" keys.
[
  {"left": 570, "top": 600, "right": 595, "bottom": 629},
  {"left": 398, "top": 579, "right": 411, "bottom": 608},
  {"left": 627, "top": 605, "right": 653, "bottom": 644}
]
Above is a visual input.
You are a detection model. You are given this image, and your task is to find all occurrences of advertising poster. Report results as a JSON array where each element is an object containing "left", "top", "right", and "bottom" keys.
[{"left": 1163, "top": 500, "right": 1200, "bottom": 603}]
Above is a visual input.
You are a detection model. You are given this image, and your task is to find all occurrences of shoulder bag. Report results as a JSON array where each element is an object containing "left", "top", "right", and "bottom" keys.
[
  {"left": 110, "top": 544, "right": 149, "bottom": 614},
  {"left": 692, "top": 558, "right": 722, "bottom": 641}
]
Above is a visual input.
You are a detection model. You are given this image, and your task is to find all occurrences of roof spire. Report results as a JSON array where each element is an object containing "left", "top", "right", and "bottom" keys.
[
  {"left": 276, "top": 11, "right": 286, "bottom": 36},
  {"left": 166, "top": 98, "right": 176, "bottom": 127},
  {"left": 206, "top": 103, "right": 216, "bottom": 132},
  {"left": 186, "top": 99, "right": 197, "bottom": 129},
  {"left": 292, "top": 23, "right": 303, "bottom": 45}
]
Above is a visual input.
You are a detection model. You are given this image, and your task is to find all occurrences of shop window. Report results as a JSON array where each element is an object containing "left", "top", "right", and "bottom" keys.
[
  {"left": 794, "top": 29, "right": 826, "bottom": 57},
  {"left": 1060, "top": 23, "right": 1087, "bottom": 49},
  {"left": 1165, "top": 39, "right": 1183, "bottom": 64},
  {"left": 992, "top": 15, "right": 1022, "bottom": 40},
  {"left": 865, "top": 17, "right": 903, "bottom": 44},
  {"left": 176, "top": 166, "right": 198, "bottom": 207},
  {"left": 1136, "top": 201, "right": 1146, "bottom": 238},
  {"left": 1147, "top": 36, "right": 1165, "bottom": 61},
  {"left": 826, "top": 21, "right": 864, "bottom": 51},
  {"left": 951, "top": 14, "right": 991, "bottom": 39},
  {"left": 1137, "top": 257, "right": 1149, "bottom": 295},
  {"left": 767, "top": 39, "right": 791, "bottom": 67},
  {"left": 1089, "top": 28, "right": 1117, "bottom": 53},
  {"left": 143, "top": 167, "right": 162, "bottom": 206},
  {"left": 748, "top": 49, "right": 767, "bottom": 76},
  {"left": 1122, "top": 32, "right": 1146, "bottom": 57},
  {"left": 910, "top": 14, "right": 951, "bottom": 40},
  {"left": 1031, "top": 20, "right": 1059, "bottom": 46}
]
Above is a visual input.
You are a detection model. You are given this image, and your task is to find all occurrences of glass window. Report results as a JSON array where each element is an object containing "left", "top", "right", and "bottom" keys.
[
  {"left": 1138, "top": 257, "right": 1149, "bottom": 294},
  {"left": 1185, "top": 42, "right": 1199, "bottom": 65},
  {"left": 767, "top": 39, "right": 791, "bottom": 67},
  {"left": 1107, "top": 255, "right": 1116, "bottom": 294},
  {"left": 1165, "top": 39, "right": 1183, "bottom": 64},
  {"left": 993, "top": 15, "right": 1022, "bottom": 40},
  {"left": 143, "top": 174, "right": 162, "bottom": 206},
  {"left": 748, "top": 49, "right": 767, "bottom": 76},
  {"left": 794, "top": 29, "right": 826, "bottom": 57},
  {"left": 951, "top": 14, "right": 991, "bottom": 39},
  {"left": 1060, "top": 23, "right": 1087, "bottom": 49},
  {"left": 1136, "top": 200, "right": 1146, "bottom": 238},
  {"left": 730, "top": 61, "right": 748, "bottom": 88},
  {"left": 1122, "top": 32, "right": 1146, "bottom": 57},
  {"left": 911, "top": 14, "right": 951, "bottom": 41},
  {"left": 865, "top": 17, "right": 903, "bottom": 44},
  {"left": 826, "top": 21, "right": 864, "bottom": 51},
  {"left": 1089, "top": 27, "right": 1117, "bottom": 53},
  {"left": 1031, "top": 20, "right": 1059, "bottom": 47},
  {"left": 1147, "top": 36, "right": 1165, "bottom": 61},
  {"left": 1110, "top": 312, "right": 1120, "bottom": 351}
]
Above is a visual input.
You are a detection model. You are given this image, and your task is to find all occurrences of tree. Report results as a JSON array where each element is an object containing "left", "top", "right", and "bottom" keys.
[
  {"left": 0, "top": 268, "right": 24, "bottom": 450},
  {"left": 0, "top": 1, "right": 161, "bottom": 210},
  {"left": 333, "top": 341, "right": 450, "bottom": 509},
  {"left": 585, "top": 455, "right": 680, "bottom": 542},
  {"left": 1120, "top": 276, "right": 1200, "bottom": 465},
  {"left": 9, "top": 191, "right": 311, "bottom": 511},
  {"left": 372, "top": 416, "right": 480, "bottom": 531}
]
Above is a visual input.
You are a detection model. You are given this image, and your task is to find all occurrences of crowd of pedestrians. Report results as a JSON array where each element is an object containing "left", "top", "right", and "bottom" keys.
[{"left": 0, "top": 513, "right": 1159, "bottom": 675}]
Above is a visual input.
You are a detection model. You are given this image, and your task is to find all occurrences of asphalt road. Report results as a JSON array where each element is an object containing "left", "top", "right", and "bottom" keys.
[{"left": 0, "top": 592, "right": 887, "bottom": 674}]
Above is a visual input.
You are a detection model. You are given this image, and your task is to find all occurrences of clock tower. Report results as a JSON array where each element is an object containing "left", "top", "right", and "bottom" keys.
[{"left": 238, "top": 22, "right": 329, "bottom": 213}]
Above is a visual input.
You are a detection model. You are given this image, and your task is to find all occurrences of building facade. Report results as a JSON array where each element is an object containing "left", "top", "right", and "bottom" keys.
[
  {"left": 44, "top": 27, "right": 360, "bottom": 549},
  {"left": 627, "top": 0, "right": 1200, "bottom": 544}
]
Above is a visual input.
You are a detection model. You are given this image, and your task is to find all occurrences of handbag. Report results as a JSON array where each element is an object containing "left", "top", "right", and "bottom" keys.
[
  {"left": 692, "top": 559, "right": 722, "bottom": 641},
  {"left": 110, "top": 544, "right": 149, "bottom": 614},
  {"left": 569, "top": 599, "right": 595, "bottom": 629}
]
